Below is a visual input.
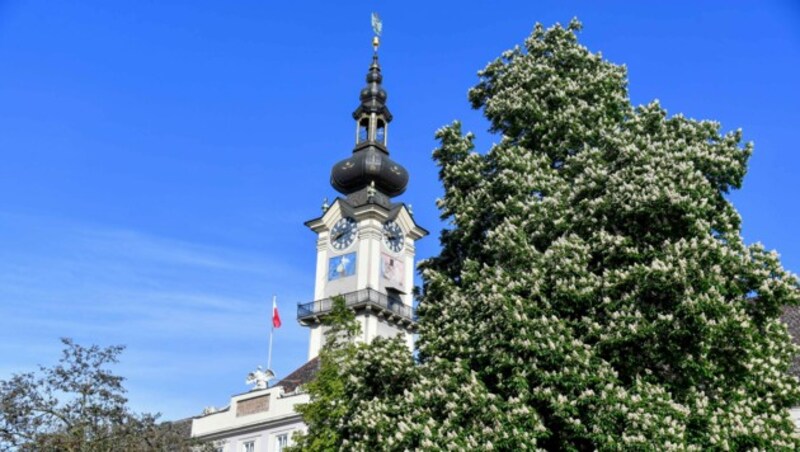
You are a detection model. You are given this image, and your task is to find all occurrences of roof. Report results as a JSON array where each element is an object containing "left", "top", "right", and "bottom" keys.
[
  {"left": 274, "top": 357, "right": 320, "bottom": 393},
  {"left": 782, "top": 305, "right": 800, "bottom": 378}
]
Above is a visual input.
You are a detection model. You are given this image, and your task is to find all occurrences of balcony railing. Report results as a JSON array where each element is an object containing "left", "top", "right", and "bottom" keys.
[{"left": 297, "top": 288, "right": 415, "bottom": 324}]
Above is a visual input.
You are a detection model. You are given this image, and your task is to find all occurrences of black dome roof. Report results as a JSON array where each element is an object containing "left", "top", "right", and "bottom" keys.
[{"left": 331, "top": 144, "right": 408, "bottom": 197}]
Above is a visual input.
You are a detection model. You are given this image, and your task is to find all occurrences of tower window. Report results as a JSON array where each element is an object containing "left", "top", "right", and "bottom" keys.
[
  {"left": 376, "top": 119, "right": 386, "bottom": 144},
  {"left": 358, "top": 118, "right": 369, "bottom": 143},
  {"left": 387, "top": 288, "right": 403, "bottom": 314}
]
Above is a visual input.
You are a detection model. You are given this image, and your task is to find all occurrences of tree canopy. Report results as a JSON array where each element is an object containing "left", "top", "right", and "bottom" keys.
[
  {"left": 0, "top": 338, "right": 204, "bottom": 451},
  {"left": 296, "top": 19, "right": 800, "bottom": 450}
]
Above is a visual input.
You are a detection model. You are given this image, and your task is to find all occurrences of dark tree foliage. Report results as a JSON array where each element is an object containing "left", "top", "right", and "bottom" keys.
[{"left": 0, "top": 338, "right": 208, "bottom": 451}]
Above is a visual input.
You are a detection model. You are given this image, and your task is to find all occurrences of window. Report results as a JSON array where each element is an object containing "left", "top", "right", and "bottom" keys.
[
  {"left": 376, "top": 119, "right": 386, "bottom": 144},
  {"left": 243, "top": 440, "right": 255, "bottom": 452},
  {"left": 275, "top": 433, "right": 289, "bottom": 452},
  {"left": 387, "top": 288, "right": 403, "bottom": 314},
  {"left": 358, "top": 118, "right": 369, "bottom": 143}
]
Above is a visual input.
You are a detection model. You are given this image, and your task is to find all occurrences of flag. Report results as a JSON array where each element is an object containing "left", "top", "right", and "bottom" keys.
[{"left": 272, "top": 296, "right": 282, "bottom": 329}]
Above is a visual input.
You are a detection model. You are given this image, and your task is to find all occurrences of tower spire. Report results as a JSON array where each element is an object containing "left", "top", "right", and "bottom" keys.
[
  {"left": 300, "top": 14, "right": 429, "bottom": 361},
  {"left": 329, "top": 13, "right": 408, "bottom": 202}
]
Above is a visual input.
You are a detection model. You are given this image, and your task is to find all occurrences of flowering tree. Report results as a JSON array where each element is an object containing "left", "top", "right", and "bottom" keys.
[
  {"left": 290, "top": 296, "right": 361, "bottom": 451},
  {"left": 297, "top": 20, "right": 800, "bottom": 450}
]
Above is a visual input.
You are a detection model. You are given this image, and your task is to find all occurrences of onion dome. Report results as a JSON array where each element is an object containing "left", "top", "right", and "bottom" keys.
[{"left": 330, "top": 53, "right": 409, "bottom": 198}]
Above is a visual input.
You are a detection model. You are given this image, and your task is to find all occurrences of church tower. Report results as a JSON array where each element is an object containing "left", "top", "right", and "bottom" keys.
[{"left": 298, "top": 36, "right": 427, "bottom": 360}]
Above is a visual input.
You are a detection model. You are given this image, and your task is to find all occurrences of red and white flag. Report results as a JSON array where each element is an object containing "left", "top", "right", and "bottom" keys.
[{"left": 272, "top": 296, "right": 282, "bottom": 329}]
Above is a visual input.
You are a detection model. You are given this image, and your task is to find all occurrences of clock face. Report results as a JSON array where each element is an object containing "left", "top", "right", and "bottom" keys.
[
  {"left": 383, "top": 220, "right": 404, "bottom": 253},
  {"left": 330, "top": 217, "right": 357, "bottom": 250}
]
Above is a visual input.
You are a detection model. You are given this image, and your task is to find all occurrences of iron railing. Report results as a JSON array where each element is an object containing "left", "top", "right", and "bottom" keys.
[{"left": 297, "top": 288, "right": 414, "bottom": 322}]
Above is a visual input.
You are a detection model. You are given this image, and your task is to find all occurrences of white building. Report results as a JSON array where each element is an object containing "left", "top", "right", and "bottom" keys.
[
  {"left": 190, "top": 358, "right": 317, "bottom": 451},
  {"left": 190, "top": 32, "right": 427, "bottom": 451}
]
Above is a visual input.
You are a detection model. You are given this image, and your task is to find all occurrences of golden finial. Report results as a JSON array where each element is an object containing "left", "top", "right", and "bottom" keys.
[{"left": 371, "top": 12, "right": 382, "bottom": 52}]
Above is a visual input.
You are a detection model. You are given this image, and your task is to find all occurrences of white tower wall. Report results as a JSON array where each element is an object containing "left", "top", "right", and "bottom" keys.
[{"left": 302, "top": 199, "right": 426, "bottom": 360}]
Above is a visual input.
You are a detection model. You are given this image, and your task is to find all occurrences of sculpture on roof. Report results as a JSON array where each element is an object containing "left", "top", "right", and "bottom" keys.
[{"left": 246, "top": 366, "right": 275, "bottom": 390}]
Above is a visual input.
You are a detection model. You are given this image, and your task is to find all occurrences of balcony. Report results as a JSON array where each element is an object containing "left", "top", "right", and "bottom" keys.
[{"left": 297, "top": 288, "right": 416, "bottom": 328}]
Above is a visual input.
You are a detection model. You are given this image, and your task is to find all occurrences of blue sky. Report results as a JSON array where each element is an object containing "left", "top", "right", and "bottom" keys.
[{"left": 1, "top": 1, "right": 799, "bottom": 420}]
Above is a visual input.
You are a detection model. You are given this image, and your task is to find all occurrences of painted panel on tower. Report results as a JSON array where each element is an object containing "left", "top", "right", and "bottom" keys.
[
  {"left": 381, "top": 253, "right": 404, "bottom": 290},
  {"left": 328, "top": 252, "right": 357, "bottom": 281}
]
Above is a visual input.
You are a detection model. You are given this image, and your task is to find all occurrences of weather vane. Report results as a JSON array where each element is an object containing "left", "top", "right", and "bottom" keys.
[{"left": 371, "top": 12, "right": 382, "bottom": 52}]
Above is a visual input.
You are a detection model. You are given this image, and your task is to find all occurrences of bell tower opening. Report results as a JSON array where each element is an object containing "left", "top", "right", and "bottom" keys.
[
  {"left": 357, "top": 117, "right": 369, "bottom": 143},
  {"left": 376, "top": 118, "right": 386, "bottom": 145}
]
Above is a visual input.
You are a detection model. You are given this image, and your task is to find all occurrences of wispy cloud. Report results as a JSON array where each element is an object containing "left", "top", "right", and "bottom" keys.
[
  {"left": 74, "top": 226, "right": 283, "bottom": 274},
  {"left": 0, "top": 211, "right": 313, "bottom": 419}
]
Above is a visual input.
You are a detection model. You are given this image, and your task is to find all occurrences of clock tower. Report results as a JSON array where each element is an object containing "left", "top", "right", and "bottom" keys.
[{"left": 298, "top": 43, "right": 427, "bottom": 360}]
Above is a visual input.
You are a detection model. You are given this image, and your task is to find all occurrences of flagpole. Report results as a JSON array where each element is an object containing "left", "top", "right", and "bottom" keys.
[{"left": 267, "top": 294, "right": 275, "bottom": 371}]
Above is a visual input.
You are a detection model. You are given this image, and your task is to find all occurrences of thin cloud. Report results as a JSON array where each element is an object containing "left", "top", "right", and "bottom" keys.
[{"left": 0, "top": 211, "right": 313, "bottom": 419}]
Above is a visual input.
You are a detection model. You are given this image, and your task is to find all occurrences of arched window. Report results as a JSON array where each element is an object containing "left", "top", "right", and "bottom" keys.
[
  {"left": 358, "top": 117, "right": 369, "bottom": 143},
  {"left": 375, "top": 119, "right": 386, "bottom": 144}
]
